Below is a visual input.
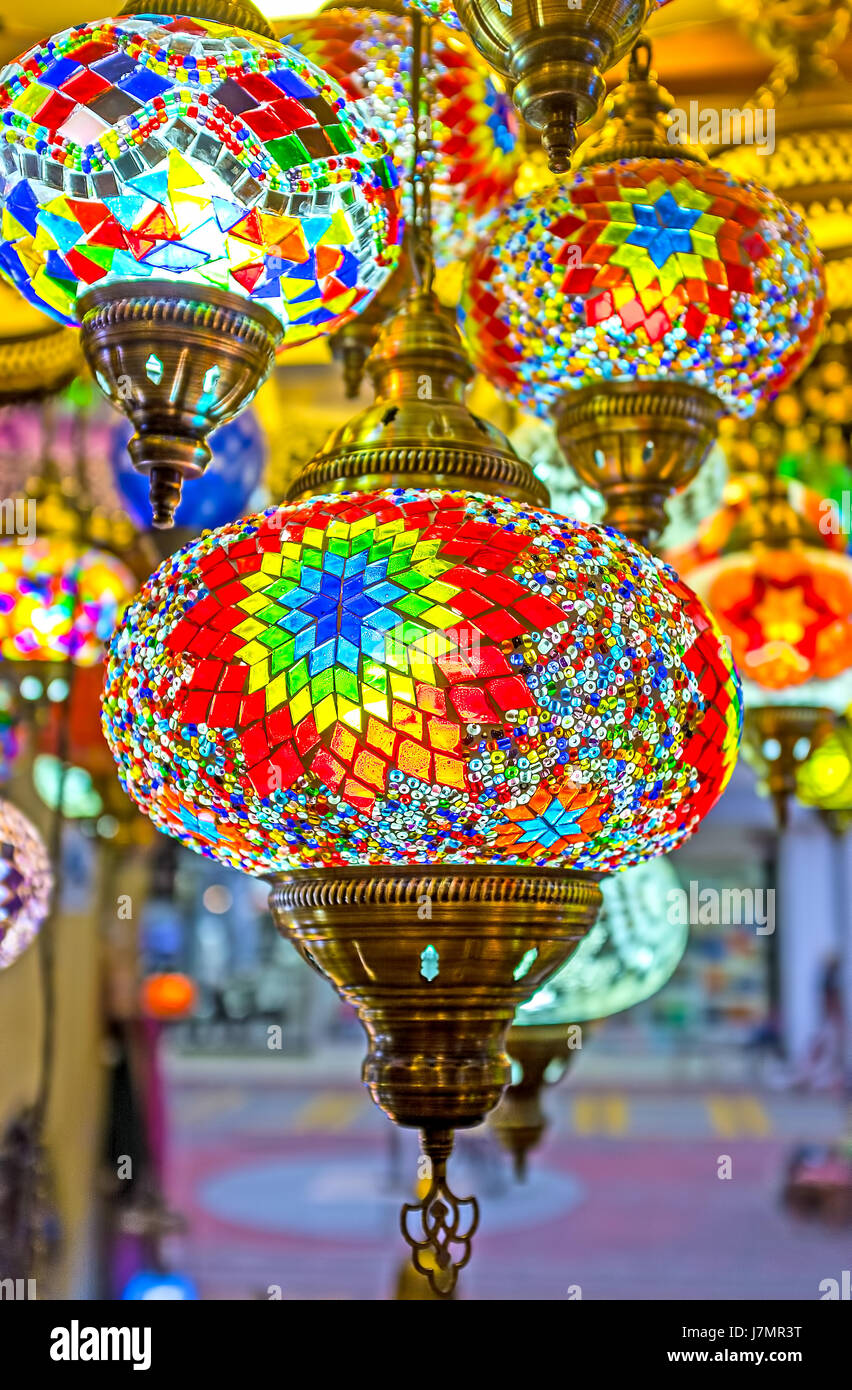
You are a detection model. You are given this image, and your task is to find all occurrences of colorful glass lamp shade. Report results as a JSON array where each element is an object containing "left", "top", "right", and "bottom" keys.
[
  {"left": 0, "top": 797, "right": 52, "bottom": 970},
  {"left": 0, "top": 1, "right": 402, "bottom": 527},
  {"left": 102, "top": 490, "right": 741, "bottom": 876},
  {"left": 493, "top": 854, "right": 685, "bottom": 1175},
  {"left": 404, "top": 0, "right": 673, "bottom": 171},
  {"left": 460, "top": 44, "right": 827, "bottom": 546},
  {"left": 111, "top": 408, "right": 265, "bottom": 530},
  {"left": 0, "top": 536, "right": 135, "bottom": 666},
  {"left": 684, "top": 437, "right": 852, "bottom": 826}
]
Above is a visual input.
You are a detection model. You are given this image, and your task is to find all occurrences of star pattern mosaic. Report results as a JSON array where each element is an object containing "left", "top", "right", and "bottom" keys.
[
  {"left": 460, "top": 160, "right": 825, "bottom": 418},
  {"left": 102, "top": 488, "right": 742, "bottom": 875},
  {"left": 0, "top": 16, "right": 401, "bottom": 340},
  {"left": 0, "top": 538, "right": 135, "bottom": 665},
  {"left": 689, "top": 548, "right": 852, "bottom": 692},
  {"left": 0, "top": 797, "right": 51, "bottom": 971},
  {"left": 281, "top": 9, "right": 520, "bottom": 264}
]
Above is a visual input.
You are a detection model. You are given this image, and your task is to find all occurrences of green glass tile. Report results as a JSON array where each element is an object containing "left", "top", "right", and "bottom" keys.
[
  {"left": 270, "top": 642, "right": 294, "bottom": 677},
  {"left": 256, "top": 602, "right": 289, "bottom": 624},
  {"left": 257, "top": 626, "right": 290, "bottom": 651},
  {"left": 334, "top": 668, "right": 360, "bottom": 701},
  {"left": 287, "top": 657, "right": 310, "bottom": 695},
  {"left": 395, "top": 592, "right": 432, "bottom": 617},
  {"left": 268, "top": 134, "right": 310, "bottom": 171},
  {"left": 311, "top": 669, "right": 334, "bottom": 701}
]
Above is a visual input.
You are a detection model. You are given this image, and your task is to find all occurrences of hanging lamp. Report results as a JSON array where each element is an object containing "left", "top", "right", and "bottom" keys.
[
  {"left": 683, "top": 424, "right": 852, "bottom": 827},
  {"left": 0, "top": 0, "right": 402, "bottom": 527},
  {"left": 101, "top": 16, "right": 741, "bottom": 1295},
  {"left": 0, "top": 797, "right": 52, "bottom": 971},
  {"left": 460, "top": 41, "right": 826, "bottom": 548},
  {"left": 492, "top": 853, "right": 685, "bottom": 1178}
]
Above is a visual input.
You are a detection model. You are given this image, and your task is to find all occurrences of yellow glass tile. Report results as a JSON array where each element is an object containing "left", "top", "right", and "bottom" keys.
[
  {"left": 281, "top": 543, "right": 302, "bottom": 560},
  {"left": 262, "top": 671, "right": 288, "bottom": 711},
  {"left": 392, "top": 529, "right": 418, "bottom": 551},
  {"left": 233, "top": 616, "right": 266, "bottom": 640},
  {"left": 248, "top": 661, "right": 269, "bottom": 694},
  {"left": 338, "top": 698, "right": 363, "bottom": 731},
  {"left": 289, "top": 685, "right": 312, "bottom": 725},
  {"left": 237, "top": 591, "right": 271, "bottom": 615},
  {"left": 362, "top": 687, "right": 388, "bottom": 721},
  {"left": 419, "top": 580, "right": 459, "bottom": 602},
  {"left": 314, "top": 693, "right": 337, "bottom": 731},
  {"left": 261, "top": 551, "right": 284, "bottom": 576},
  {"left": 374, "top": 519, "right": 404, "bottom": 541},
  {"left": 236, "top": 639, "right": 271, "bottom": 665},
  {"left": 351, "top": 515, "right": 377, "bottom": 538},
  {"left": 420, "top": 605, "right": 459, "bottom": 631},
  {"left": 408, "top": 649, "right": 436, "bottom": 684},
  {"left": 242, "top": 571, "right": 271, "bottom": 593},
  {"left": 327, "top": 518, "right": 353, "bottom": 539},
  {"left": 303, "top": 527, "right": 325, "bottom": 548},
  {"left": 389, "top": 673, "right": 415, "bottom": 704}
]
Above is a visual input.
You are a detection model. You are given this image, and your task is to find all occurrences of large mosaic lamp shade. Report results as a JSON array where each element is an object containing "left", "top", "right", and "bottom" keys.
[
  {"left": 460, "top": 44, "right": 827, "bottom": 547},
  {"left": 102, "top": 270, "right": 741, "bottom": 1291},
  {"left": 0, "top": 798, "right": 52, "bottom": 970},
  {"left": 493, "top": 855, "right": 685, "bottom": 1176},
  {"left": 402, "top": 0, "right": 672, "bottom": 172},
  {"left": 0, "top": 0, "right": 402, "bottom": 528}
]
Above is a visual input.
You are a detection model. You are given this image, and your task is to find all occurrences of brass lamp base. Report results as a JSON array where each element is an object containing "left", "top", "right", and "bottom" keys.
[
  {"left": 490, "top": 1023, "right": 580, "bottom": 1181},
  {"left": 269, "top": 864, "right": 601, "bottom": 1294},
  {"left": 79, "top": 281, "right": 282, "bottom": 529},
  {"left": 454, "top": 0, "right": 655, "bottom": 171},
  {"left": 742, "top": 705, "right": 836, "bottom": 830},
  {"left": 554, "top": 380, "right": 720, "bottom": 549}
]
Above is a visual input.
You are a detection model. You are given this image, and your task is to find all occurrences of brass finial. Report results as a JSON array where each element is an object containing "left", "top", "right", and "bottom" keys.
[
  {"left": 288, "top": 284, "right": 548, "bottom": 504},
  {"left": 574, "top": 39, "right": 707, "bottom": 169},
  {"left": 400, "top": 1129, "right": 478, "bottom": 1298}
]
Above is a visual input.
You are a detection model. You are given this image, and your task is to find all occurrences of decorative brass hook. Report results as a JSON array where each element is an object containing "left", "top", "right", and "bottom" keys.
[{"left": 400, "top": 1129, "right": 479, "bottom": 1298}]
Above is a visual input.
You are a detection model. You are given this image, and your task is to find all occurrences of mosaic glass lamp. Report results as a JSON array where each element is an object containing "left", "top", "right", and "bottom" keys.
[
  {"left": 460, "top": 43, "right": 826, "bottom": 546},
  {"left": 683, "top": 429, "right": 852, "bottom": 827},
  {"left": 0, "top": 0, "right": 402, "bottom": 527},
  {"left": 0, "top": 463, "right": 136, "bottom": 669},
  {"left": 492, "top": 855, "right": 685, "bottom": 1176},
  {"left": 400, "top": 0, "right": 673, "bottom": 171},
  {"left": 102, "top": 264, "right": 741, "bottom": 1291},
  {"left": 0, "top": 797, "right": 52, "bottom": 970}
]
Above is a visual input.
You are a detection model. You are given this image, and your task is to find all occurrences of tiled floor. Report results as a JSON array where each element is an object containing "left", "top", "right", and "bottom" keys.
[{"left": 163, "top": 1058, "right": 851, "bottom": 1301}]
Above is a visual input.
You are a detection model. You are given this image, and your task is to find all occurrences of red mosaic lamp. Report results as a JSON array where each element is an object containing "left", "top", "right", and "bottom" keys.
[
  {"left": 683, "top": 426, "right": 852, "bottom": 826},
  {"left": 460, "top": 43, "right": 827, "bottom": 547}
]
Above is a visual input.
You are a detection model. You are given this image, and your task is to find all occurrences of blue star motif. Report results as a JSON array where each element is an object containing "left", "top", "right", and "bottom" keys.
[
  {"left": 516, "top": 797, "right": 585, "bottom": 848},
  {"left": 626, "top": 191, "right": 702, "bottom": 269}
]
